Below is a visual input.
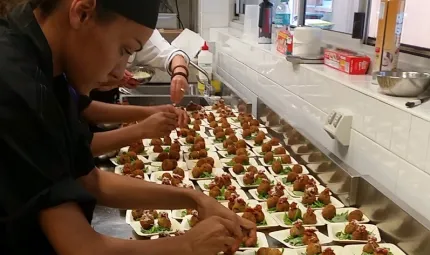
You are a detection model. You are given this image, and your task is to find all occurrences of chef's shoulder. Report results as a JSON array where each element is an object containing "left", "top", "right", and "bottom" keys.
[{"left": 0, "top": 27, "right": 47, "bottom": 112}]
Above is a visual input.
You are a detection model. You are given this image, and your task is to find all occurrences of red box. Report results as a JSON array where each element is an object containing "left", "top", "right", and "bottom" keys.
[{"left": 324, "top": 48, "right": 371, "bottom": 75}]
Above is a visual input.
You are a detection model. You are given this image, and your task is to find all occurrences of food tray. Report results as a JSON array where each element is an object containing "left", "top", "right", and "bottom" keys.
[
  {"left": 328, "top": 223, "right": 381, "bottom": 244},
  {"left": 267, "top": 164, "right": 310, "bottom": 176},
  {"left": 343, "top": 243, "right": 406, "bottom": 255},
  {"left": 235, "top": 173, "right": 276, "bottom": 189},
  {"left": 196, "top": 179, "right": 241, "bottom": 191},
  {"left": 269, "top": 228, "right": 332, "bottom": 249},
  {"left": 315, "top": 207, "right": 370, "bottom": 225},
  {"left": 110, "top": 155, "right": 149, "bottom": 166}
]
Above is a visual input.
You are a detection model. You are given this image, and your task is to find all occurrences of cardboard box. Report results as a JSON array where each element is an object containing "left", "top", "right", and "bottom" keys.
[
  {"left": 373, "top": 0, "right": 406, "bottom": 72},
  {"left": 324, "top": 48, "right": 370, "bottom": 75}
]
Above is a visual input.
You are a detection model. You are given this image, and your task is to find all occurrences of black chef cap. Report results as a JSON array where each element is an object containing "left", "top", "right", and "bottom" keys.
[{"left": 101, "top": 0, "right": 161, "bottom": 29}]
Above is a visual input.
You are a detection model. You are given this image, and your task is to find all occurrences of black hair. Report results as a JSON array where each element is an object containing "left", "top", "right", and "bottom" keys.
[{"left": 33, "top": 0, "right": 116, "bottom": 22}]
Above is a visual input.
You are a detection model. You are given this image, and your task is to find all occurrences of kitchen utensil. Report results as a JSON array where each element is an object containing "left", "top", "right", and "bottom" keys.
[
  {"left": 128, "top": 66, "right": 155, "bottom": 85},
  {"left": 376, "top": 71, "right": 430, "bottom": 97},
  {"left": 406, "top": 95, "right": 430, "bottom": 108}
]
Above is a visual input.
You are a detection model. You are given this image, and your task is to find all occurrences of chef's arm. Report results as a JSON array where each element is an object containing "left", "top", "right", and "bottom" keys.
[
  {"left": 130, "top": 29, "right": 189, "bottom": 73},
  {"left": 80, "top": 168, "right": 202, "bottom": 210},
  {"left": 81, "top": 100, "right": 160, "bottom": 124},
  {"left": 40, "top": 203, "right": 190, "bottom": 255}
]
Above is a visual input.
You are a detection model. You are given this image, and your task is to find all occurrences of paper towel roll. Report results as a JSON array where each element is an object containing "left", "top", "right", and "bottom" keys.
[
  {"left": 293, "top": 27, "right": 322, "bottom": 56},
  {"left": 244, "top": 5, "right": 260, "bottom": 40}
]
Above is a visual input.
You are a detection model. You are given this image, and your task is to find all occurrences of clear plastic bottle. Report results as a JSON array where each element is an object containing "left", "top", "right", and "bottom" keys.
[{"left": 274, "top": 0, "right": 291, "bottom": 29}]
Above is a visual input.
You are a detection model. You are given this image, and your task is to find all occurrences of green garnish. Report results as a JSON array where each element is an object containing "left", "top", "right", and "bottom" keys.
[
  {"left": 181, "top": 210, "right": 187, "bottom": 217},
  {"left": 284, "top": 236, "right": 304, "bottom": 246},
  {"left": 240, "top": 241, "right": 259, "bottom": 248},
  {"left": 335, "top": 231, "right": 352, "bottom": 240},
  {"left": 200, "top": 172, "right": 213, "bottom": 178},
  {"left": 283, "top": 210, "right": 302, "bottom": 225},
  {"left": 163, "top": 147, "right": 170, "bottom": 152},
  {"left": 267, "top": 207, "right": 277, "bottom": 213},
  {"left": 361, "top": 251, "right": 393, "bottom": 255},
  {"left": 227, "top": 160, "right": 250, "bottom": 167},
  {"left": 141, "top": 225, "right": 170, "bottom": 234},
  {"left": 310, "top": 200, "right": 326, "bottom": 209},
  {"left": 215, "top": 186, "right": 227, "bottom": 200},
  {"left": 204, "top": 184, "right": 209, "bottom": 189},
  {"left": 256, "top": 219, "right": 267, "bottom": 226},
  {"left": 279, "top": 166, "right": 292, "bottom": 175},
  {"left": 257, "top": 192, "right": 269, "bottom": 200},
  {"left": 329, "top": 212, "right": 349, "bottom": 223},
  {"left": 215, "top": 137, "right": 226, "bottom": 143},
  {"left": 281, "top": 178, "right": 292, "bottom": 186},
  {"left": 249, "top": 178, "right": 274, "bottom": 186}
]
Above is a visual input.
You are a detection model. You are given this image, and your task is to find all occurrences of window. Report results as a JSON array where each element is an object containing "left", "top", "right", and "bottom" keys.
[
  {"left": 303, "top": 0, "right": 360, "bottom": 34},
  {"left": 368, "top": 0, "right": 430, "bottom": 50}
]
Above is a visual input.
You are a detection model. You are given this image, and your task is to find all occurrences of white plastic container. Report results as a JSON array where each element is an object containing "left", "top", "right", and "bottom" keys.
[{"left": 197, "top": 42, "right": 213, "bottom": 81}]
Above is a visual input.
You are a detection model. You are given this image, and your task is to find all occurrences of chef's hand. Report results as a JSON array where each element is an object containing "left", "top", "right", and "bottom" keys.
[
  {"left": 184, "top": 216, "right": 237, "bottom": 255},
  {"left": 154, "top": 105, "right": 189, "bottom": 128},
  {"left": 194, "top": 193, "right": 257, "bottom": 242},
  {"left": 137, "top": 112, "right": 177, "bottom": 138},
  {"left": 170, "top": 74, "right": 188, "bottom": 105}
]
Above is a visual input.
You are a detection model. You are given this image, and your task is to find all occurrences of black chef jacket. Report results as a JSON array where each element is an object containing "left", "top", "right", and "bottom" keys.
[{"left": 0, "top": 4, "right": 96, "bottom": 254}]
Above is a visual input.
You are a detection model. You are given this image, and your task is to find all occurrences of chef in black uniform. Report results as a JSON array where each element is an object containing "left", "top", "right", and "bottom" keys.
[{"left": 0, "top": 0, "right": 254, "bottom": 254}]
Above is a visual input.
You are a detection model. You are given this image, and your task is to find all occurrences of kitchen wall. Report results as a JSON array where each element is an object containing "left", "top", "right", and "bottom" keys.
[{"left": 210, "top": 27, "right": 430, "bottom": 227}]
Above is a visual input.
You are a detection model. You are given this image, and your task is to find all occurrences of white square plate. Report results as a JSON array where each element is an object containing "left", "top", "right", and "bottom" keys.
[
  {"left": 189, "top": 168, "right": 225, "bottom": 181},
  {"left": 327, "top": 223, "right": 381, "bottom": 244},
  {"left": 149, "top": 161, "right": 187, "bottom": 171},
  {"left": 236, "top": 173, "right": 276, "bottom": 188},
  {"left": 315, "top": 207, "right": 370, "bottom": 225},
  {"left": 197, "top": 179, "right": 240, "bottom": 191},
  {"left": 150, "top": 171, "right": 190, "bottom": 182},
  {"left": 290, "top": 144, "right": 313, "bottom": 155},
  {"left": 252, "top": 146, "right": 287, "bottom": 156},
  {"left": 271, "top": 210, "right": 326, "bottom": 228},
  {"left": 248, "top": 189, "right": 291, "bottom": 202},
  {"left": 129, "top": 217, "right": 182, "bottom": 237},
  {"left": 239, "top": 232, "right": 269, "bottom": 251},
  {"left": 286, "top": 184, "right": 327, "bottom": 198},
  {"left": 275, "top": 175, "right": 320, "bottom": 186},
  {"left": 180, "top": 214, "right": 195, "bottom": 230},
  {"left": 269, "top": 228, "right": 332, "bottom": 249},
  {"left": 171, "top": 209, "right": 189, "bottom": 220},
  {"left": 119, "top": 146, "right": 148, "bottom": 156},
  {"left": 114, "top": 165, "right": 151, "bottom": 175},
  {"left": 221, "top": 158, "right": 260, "bottom": 168},
  {"left": 297, "top": 196, "right": 344, "bottom": 210},
  {"left": 236, "top": 127, "right": 269, "bottom": 135},
  {"left": 203, "top": 188, "right": 248, "bottom": 202},
  {"left": 267, "top": 164, "right": 310, "bottom": 176},
  {"left": 110, "top": 155, "right": 149, "bottom": 166},
  {"left": 228, "top": 166, "right": 268, "bottom": 178},
  {"left": 292, "top": 246, "right": 344, "bottom": 255},
  {"left": 181, "top": 144, "right": 217, "bottom": 152},
  {"left": 147, "top": 152, "right": 184, "bottom": 162},
  {"left": 343, "top": 243, "right": 406, "bottom": 255}
]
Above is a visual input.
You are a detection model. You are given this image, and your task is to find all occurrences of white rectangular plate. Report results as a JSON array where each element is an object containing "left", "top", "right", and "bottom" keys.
[
  {"left": 237, "top": 212, "right": 279, "bottom": 230},
  {"left": 269, "top": 228, "right": 332, "bottom": 249},
  {"left": 110, "top": 155, "right": 149, "bottom": 166},
  {"left": 327, "top": 223, "right": 381, "bottom": 244},
  {"left": 292, "top": 246, "right": 344, "bottom": 255},
  {"left": 228, "top": 166, "right": 268, "bottom": 178},
  {"left": 315, "top": 207, "right": 370, "bottom": 225},
  {"left": 114, "top": 165, "right": 151, "bottom": 175},
  {"left": 252, "top": 146, "right": 288, "bottom": 156},
  {"left": 271, "top": 210, "right": 326, "bottom": 228},
  {"left": 181, "top": 144, "right": 217, "bottom": 152},
  {"left": 239, "top": 232, "right": 269, "bottom": 250},
  {"left": 343, "top": 243, "right": 406, "bottom": 255},
  {"left": 297, "top": 196, "right": 344, "bottom": 210},
  {"left": 260, "top": 157, "right": 299, "bottom": 167},
  {"left": 150, "top": 171, "right": 190, "bottom": 182},
  {"left": 203, "top": 188, "right": 248, "bottom": 202},
  {"left": 189, "top": 168, "right": 225, "bottom": 181},
  {"left": 129, "top": 217, "right": 182, "bottom": 237},
  {"left": 290, "top": 144, "right": 313, "bottom": 155},
  {"left": 275, "top": 175, "right": 320, "bottom": 186},
  {"left": 125, "top": 209, "right": 171, "bottom": 224},
  {"left": 197, "top": 179, "right": 241, "bottom": 191},
  {"left": 148, "top": 161, "right": 187, "bottom": 171},
  {"left": 267, "top": 164, "right": 310, "bottom": 176},
  {"left": 286, "top": 184, "right": 327, "bottom": 198},
  {"left": 221, "top": 158, "right": 260, "bottom": 168},
  {"left": 236, "top": 173, "right": 276, "bottom": 188},
  {"left": 218, "top": 150, "right": 257, "bottom": 158}
]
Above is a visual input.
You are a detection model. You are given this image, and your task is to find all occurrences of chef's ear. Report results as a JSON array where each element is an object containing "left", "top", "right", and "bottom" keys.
[{"left": 69, "top": 0, "right": 97, "bottom": 28}]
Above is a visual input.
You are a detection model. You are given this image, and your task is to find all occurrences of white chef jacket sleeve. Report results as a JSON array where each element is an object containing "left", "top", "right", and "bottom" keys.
[{"left": 127, "top": 29, "right": 189, "bottom": 75}]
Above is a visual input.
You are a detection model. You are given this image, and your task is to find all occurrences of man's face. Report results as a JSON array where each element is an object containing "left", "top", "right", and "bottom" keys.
[{"left": 62, "top": 0, "right": 153, "bottom": 93}]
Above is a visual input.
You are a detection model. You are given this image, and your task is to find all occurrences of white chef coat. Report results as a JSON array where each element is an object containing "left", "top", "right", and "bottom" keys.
[{"left": 127, "top": 29, "right": 189, "bottom": 75}]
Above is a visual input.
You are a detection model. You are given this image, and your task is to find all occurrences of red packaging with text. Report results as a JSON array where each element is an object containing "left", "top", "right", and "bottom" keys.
[{"left": 324, "top": 48, "right": 370, "bottom": 75}]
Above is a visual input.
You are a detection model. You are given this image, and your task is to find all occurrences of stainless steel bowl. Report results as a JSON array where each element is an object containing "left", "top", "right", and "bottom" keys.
[
  {"left": 376, "top": 71, "right": 430, "bottom": 97},
  {"left": 128, "top": 66, "right": 155, "bottom": 85}
]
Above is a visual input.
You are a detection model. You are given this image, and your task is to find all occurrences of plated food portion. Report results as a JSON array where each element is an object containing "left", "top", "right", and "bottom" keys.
[{"left": 111, "top": 100, "right": 394, "bottom": 254}]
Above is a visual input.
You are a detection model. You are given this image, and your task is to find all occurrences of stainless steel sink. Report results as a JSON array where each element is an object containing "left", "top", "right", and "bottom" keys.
[
  {"left": 125, "top": 84, "right": 199, "bottom": 96},
  {"left": 120, "top": 95, "right": 210, "bottom": 107}
]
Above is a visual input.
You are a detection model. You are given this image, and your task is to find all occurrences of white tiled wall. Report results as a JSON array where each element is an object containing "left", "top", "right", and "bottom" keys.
[
  {"left": 198, "top": 0, "right": 232, "bottom": 41},
  {"left": 213, "top": 29, "right": 430, "bottom": 222}
]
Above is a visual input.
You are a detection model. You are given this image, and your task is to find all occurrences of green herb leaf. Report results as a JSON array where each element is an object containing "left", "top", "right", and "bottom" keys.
[
  {"left": 335, "top": 231, "right": 352, "bottom": 240},
  {"left": 283, "top": 214, "right": 294, "bottom": 225},
  {"left": 284, "top": 236, "right": 304, "bottom": 246},
  {"left": 204, "top": 184, "right": 209, "bottom": 189},
  {"left": 257, "top": 192, "right": 269, "bottom": 200},
  {"left": 256, "top": 219, "right": 267, "bottom": 226},
  {"left": 163, "top": 148, "right": 170, "bottom": 152},
  {"left": 200, "top": 172, "right": 213, "bottom": 178},
  {"left": 141, "top": 225, "right": 171, "bottom": 234},
  {"left": 329, "top": 212, "right": 349, "bottom": 223},
  {"left": 281, "top": 178, "right": 292, "bottom": 186},
  {"left": 267, "top": 207, "right": 277, "bottom": 213},
  {"left": 280, "top": 166, "right": 292, "bottom": 175},
  {"left": 181, "top": 210, "right": 187, "bottom": 217},
  {"left": 311, "top": 200, "right": 326, "bottom": 208},
  {"left": 361, "top": 252, "right": 373, "bottom": 255}
]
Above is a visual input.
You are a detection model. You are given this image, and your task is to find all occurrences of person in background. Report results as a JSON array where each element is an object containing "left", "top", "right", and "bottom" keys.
[{"left": 0, "top": 1, "right": 254, "bottom": 254}]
